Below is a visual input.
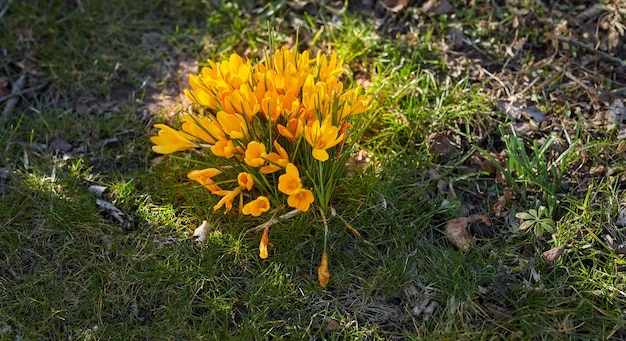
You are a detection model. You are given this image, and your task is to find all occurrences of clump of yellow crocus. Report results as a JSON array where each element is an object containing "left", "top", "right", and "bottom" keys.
[{"left": 151, "top": 45, "right": 373, "bottom": 287}]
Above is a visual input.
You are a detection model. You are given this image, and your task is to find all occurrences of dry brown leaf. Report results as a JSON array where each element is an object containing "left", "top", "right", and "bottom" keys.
[
  {"left": 470, "top": 152, "right": 499, "bottom": 175},
  {"left": 49, "top": 136, "right": 73, "bottom": 153},
  {"left": 353, "top": 64, "right": 373, "bottom": 87},
  {"left": 345, "top": 149, "right": 372, "bottom": 170},
  {"left": 513, "top": 121, "right": 534, "bottom": 135},
  {"left": 92, "top": 137, "right": 119, "bottom": 150},
  {"left": 497, "top": 101, "right": 547, "bottom": 123},
  {"left": 446, "top": 25, "right": 465, "bottom": 50},
  {"left": 589, "top": 165, "right": 607, "bottom": 176},
  {"left": 323, "top": 318, "right": 341, "bottom": 334},
  {"left": 422, "top": 0, "right": 453, "bottom": 15},
  {"left": 467, "top": 214, "right": 491, "bottom": 226},
  {"left": 541, "top": 245, "right": 565, "bottom": 263},
  {"left": 493, "top": 187, "right": 512, "bottom": 217},
  {"left": 428, "top": 132, "right": 453, "bottom": 154},
  {"left": 616, "top": 140, "right": 626, "bottom": 153},
  {"left": 88, "top": 185, "right": 107, "bottom": 197},
  {"left": 382, "top": 0, "right": 409, "bottom": 12},
  {"left": 495, "top": 169, "right": 507, "bottom": 185},
  {"left": 436, "top": 179, "right": 448, "bottom": 195},
  {"left": 445, "top": 217, "right": 471, "bottom": 252},
  {"left": 96, "top": 199, "right": 133, "bottom": 230},
  {"left": 616, "top": 206, "right": 626, "bottom": 227},
  {"left": 0, "top": 76, "right": 10, "bottom": 98},
  {"left": 0, "top": 165, "right": 12, "bottom": 183}
]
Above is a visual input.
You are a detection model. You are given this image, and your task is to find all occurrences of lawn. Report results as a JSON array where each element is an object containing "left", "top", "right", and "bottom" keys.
[{"left": 1, "top": 0, "right": 626, "bottom": 339}]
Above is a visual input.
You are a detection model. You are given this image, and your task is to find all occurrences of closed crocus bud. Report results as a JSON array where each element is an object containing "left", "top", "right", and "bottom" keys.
[{"left": 318, "top": 251, "right": 330, "bottom": 288}]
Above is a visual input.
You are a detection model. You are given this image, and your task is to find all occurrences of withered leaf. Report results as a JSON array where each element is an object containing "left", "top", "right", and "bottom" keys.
[
  {"left": 495, "top": 169, "right": 507, "bottom": 185},
  {"left": 589, "top": 165, "right": 607, "bottom": 176},
  {"left": 515, "top": 212, "right": 533, "bottom": 230},
  {"left": 541, "top": 245, "right": 565, "bottom": 263},
  {"left": 467, "top": 214, "right": 491, "bottom": 226},
  {"left": 422, "top": 0, "right": 453, "bottom": 15},
  {"left": 445, "top": 217, "right": 471, "bottom": 252},
  {"left": 493, "top": 187, "right": 511, "bottom": 217},
  {"left": 428, "top": 132, "right": 455, "bottom": 155},
  {"left": 470, "top": 152, "right": 500, "bottom": 175},
  {"left": 323, "top": 318, "right": 341, "bottom": 334},
  {"left": 616, "top": 140, "right": 626, "bottom": 154},
  {"left": 49, "top": 136, "right": 73, "bottom": 153},
  {"left": 0, "top": 76, "right": 10, "bottom": 98},
  {"left": 483, "top": 303, "right": 512, "bottom": 321},
  {"left": 382, "top": 0, "right": 409, "bottom": 13}
]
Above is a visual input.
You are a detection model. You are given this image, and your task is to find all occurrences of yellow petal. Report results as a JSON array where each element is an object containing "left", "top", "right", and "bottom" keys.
[
  {"left": 150, "top": 124, "right": 196, "bottom": 154},
  {"left": 312, "top": 148, "right": 329, "bottom": 162}
]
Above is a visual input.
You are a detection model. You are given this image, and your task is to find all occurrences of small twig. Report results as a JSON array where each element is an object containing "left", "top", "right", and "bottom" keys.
[
  {"left": 0, "top": 0, "right": 14, "bottom": 19},
  {"left": 570, "top": 5, "right": 606, "bottom": 28},
  {"left": 246, "top": 209, "right": 300, "bottom": 234},
  {"left": 1, "top": 75, "right": 25, "bottom": 123},
  {"left": 96, "top": 198, "right": 133, "bottom": 229},
  {"left": 549, "top": 64, "right": 590, "bottom": 91},
  {"left": 0, "top": 81, "right": 47, "bottom": 103},
  {"left": 558, "top": 37, "right": 626, "bottom": 68},
  {"left": 609, "top": 87, "right": 626, "bottom": 98}
]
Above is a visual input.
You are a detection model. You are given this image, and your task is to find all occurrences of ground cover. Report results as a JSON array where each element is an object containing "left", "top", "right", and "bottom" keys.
[{"left": 1, "top": 0, "right": 626, "bottom": 339}]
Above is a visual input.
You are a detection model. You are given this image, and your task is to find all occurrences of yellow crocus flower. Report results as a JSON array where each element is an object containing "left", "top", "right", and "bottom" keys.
[
  {"left": 278, "top": 163, "right": 302, "bottom": 195},
  {"left": 181, "top": 114, "right": 224, "bottom": 144},
  {"left": 187, "top": 168, "right": 223, "bottom": 193},
  {"left": 216, "top": 111, "right": 248, "bottom": 140},
  {"left": 276, "top": 117, "right": 304, "bottom": 142},
  {"left": 244, "top": 141, "right": 267, "bottom": 167},
  {"left": 304, "top": 119, "right": 345, "bottom": 162},
  {"left": 316, "top": 50, "right": 344, "bottom": 81},
  {"left": 242, "top": 196, "right": 270, "bottom": 217},
  {"left": 212, "top": 187, "right": 242, "bottom": 213},
  {"left": 260, "top": 141, "right": 290, "bottom": 174},
  {"left": 150, "top": 124, "right": 197, "bottom": 154},
  {"left": 184, "top": 86, "right": 219, "bottom": 111},
  {"left": 221, "top": 84, "right": 260, "bottom": 118},
  {"left": 237, "top": 172, "right": 254, "bottom": 191},
  {"left": 338, "top": 88, "right": 372, "bottom": 119},
  {"left": 287, "top": 188, "right": 314, "bottom": 212},
  {"left": 210, "top": 139, "right": 238, "bottom": 159}
]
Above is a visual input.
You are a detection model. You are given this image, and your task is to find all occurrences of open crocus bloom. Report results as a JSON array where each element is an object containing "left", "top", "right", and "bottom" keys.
[
  {"left": 304, "top": 119, "right": 344, "bottom": 162},
  {"left": 287, "top": 188, "right": 314, "bottom": 212},
  {"left": 242, "top": 196, "right": 270, "bottom": 217}
]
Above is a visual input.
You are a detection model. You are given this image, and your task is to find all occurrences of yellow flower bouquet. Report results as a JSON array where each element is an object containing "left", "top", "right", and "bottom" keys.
[{"left": 151, "top": 46, "right": 372, "bottom": 287}]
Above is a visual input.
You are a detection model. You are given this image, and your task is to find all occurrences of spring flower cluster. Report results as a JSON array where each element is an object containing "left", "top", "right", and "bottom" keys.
[{"left": 151, "top": 46, "right": 372, "bottom": 287}]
